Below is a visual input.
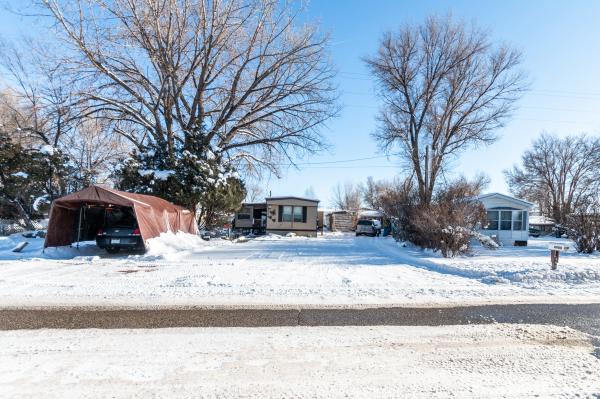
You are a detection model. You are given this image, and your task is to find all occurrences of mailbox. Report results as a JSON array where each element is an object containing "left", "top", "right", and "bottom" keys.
[{"left": 548, "top": 243, "right": 569, "bottom": 270}]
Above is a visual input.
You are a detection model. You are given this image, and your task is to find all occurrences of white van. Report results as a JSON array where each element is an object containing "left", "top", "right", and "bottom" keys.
[{"left": 355, "top": 219, "right": 382, "bottom": 237}]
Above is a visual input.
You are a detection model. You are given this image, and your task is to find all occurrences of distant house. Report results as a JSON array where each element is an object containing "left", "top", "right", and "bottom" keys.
[
  {"left": 234, "top": 196, "right": 320, "bottom": 237},
  {"left": 478, "top": 193, "right": 534, "bottom": 246},
  {"left": 529, "top": 214, "right": 556, "bottom": 235}
]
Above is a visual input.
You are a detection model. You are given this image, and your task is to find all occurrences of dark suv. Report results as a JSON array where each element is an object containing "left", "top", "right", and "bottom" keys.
[{"left": 96, "top": 207, "right": 144, "bottom": 253}]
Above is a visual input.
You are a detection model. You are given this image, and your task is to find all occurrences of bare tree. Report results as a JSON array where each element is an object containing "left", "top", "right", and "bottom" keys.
[
  {"left": 505, "top": 133, "right": 600, "bottom": 225},
  {"left": 365, "top": 15, "right": 526, "bottom": 204},
  {"left": 0, "top": 41, "right": 81, "bottom": 150},
  {"left": 361, "top": 176, "right": 382, "bottom": 209},
  {"left": 244, "top": 181, "right": 265, "bottom": 203},
  {"left": 62, "top": 118, "right": 129, "bottom": 191},
  {"left": 39, "top": 0, "right": 337, "bottom": 180},
  {"left": 331, "top": 182, "right": 362, "bottom": 211}
]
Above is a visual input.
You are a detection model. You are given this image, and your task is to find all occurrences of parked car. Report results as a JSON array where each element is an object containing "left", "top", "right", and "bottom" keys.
[
  {"left": 96, "top": 207, "right": 144, "bottom": 253},
  {"left": 553, "top": 225, "right": 568, "bottom": 238},
  {"left": 528, "top": 227, "right": 541, "bottom": 238},
  {"left": 355, "top": 219, "right": 382, "bottom": 237}
]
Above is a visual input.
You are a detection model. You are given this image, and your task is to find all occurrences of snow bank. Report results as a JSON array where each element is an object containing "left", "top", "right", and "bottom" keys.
[
  {"left": 254, "top": 233, "right": 313, "bottom": 241},
  {"left": 143, "top": 231, "right": 229, "bottom": 261},
  {"left": 0, "top": 236, "right": 16, "bottom": 251},
  {"left": 0, "top": 233, "right": 102, "bottom": 261}
]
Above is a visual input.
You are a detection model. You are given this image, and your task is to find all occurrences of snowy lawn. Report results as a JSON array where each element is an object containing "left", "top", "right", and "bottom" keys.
[
  {"left": 0, "top": 232, "right": 599, "bottom": 306},
  {"left": 0, "top": 324, "right": 599, "bottom": 398}
]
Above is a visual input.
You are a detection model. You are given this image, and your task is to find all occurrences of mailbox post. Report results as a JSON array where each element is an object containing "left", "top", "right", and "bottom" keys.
[{"left": 548, "top": 243, "right": 569, "bottom": 270}]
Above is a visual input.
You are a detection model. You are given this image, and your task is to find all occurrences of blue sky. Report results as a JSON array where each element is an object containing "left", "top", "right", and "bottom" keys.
[
  {"left": 2, "top": 1, "right": 600, "bottom": 207},
  {"left": 279, "top": 0, "right": 600, "bottom": 207}
]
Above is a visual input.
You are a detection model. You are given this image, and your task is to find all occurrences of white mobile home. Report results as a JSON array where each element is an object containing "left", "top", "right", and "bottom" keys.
[{"left": 478, "top": 193, "right": 534, "bottom": 246}]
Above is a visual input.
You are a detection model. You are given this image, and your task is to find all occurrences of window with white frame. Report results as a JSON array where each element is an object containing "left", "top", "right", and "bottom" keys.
[
  {"left": 512, "top": 211, "right": 524, "bottom": 231},
  {"left": 500, "top": 211, "right": 512, "bottom": 230},
  {"left": 486, "top": 211, "right": 499, "bottom": 230}
]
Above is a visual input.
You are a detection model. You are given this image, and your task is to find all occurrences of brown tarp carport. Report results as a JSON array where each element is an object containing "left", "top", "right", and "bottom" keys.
[{"left": 44, "top": 185, "right": 198, "bottom": 248}]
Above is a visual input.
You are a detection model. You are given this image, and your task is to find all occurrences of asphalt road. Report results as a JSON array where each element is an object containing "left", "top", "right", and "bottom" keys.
[{"left": 2, "top": 303, "right": 600, "bottom": 337}]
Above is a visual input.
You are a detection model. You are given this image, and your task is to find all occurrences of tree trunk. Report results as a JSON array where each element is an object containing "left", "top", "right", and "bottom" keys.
[{"left": 13, "top": 200, "right": 36, "bottom": 230}]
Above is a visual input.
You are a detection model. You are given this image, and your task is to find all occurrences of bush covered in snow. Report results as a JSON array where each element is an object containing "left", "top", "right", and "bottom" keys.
[{"left": 388, "top": 177, "right": 489, "bottom": 257}]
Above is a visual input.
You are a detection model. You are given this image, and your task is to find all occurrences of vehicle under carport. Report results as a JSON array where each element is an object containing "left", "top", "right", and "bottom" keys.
[{"left": 44, "top": 185, "right": 198, "bottom": 253}]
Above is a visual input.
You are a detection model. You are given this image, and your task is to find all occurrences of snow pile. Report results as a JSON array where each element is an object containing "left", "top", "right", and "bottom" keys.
[
  {"left": 143, "top": 231, "right": 229, "bottom": 261},
  {"left": 472, "top": 231, "right": 499, "bottom": 249},
  {"left": 0, "top": 233, "right": 102, "bottom": 261},
  {"left": 254, "top": 233, "right": 313, "bottom": 241},
  {"left": 0, "top": 236, "right": 16, "bottom": 251}
]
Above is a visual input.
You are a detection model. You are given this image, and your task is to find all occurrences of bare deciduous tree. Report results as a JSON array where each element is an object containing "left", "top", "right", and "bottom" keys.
[
  {"left": 40, "top": 0, "right": 338, "bottom": 177},
  {"left": 361, "top": 176, "right": 383, "bottom": 210},
  {"left": 505, "top": 133, "right": 600, "bottom": 225},
  {"left": 0, "top": 41, "right": 81, "bottom": 150},
  {"left": 365, "top": 15, "right": 526, "bottom": 204},
  {"left": 244, "top": 181, "right": 265, "bottom": 203},
  {"left": 62, "top": 118, "right": 129, "bottom": 190},
  {"left": 331, "top": 182, "right": 362, "bottom": 211}
]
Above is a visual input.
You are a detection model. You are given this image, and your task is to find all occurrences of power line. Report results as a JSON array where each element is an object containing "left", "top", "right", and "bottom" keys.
[
  {"left": 337, "top": 72, "right": 600, "bottom": 99},
  {"left": 276, "top": 155, "right": 389, "bottom": 166},
  {"left": 292, "top": 165, "right": 402, "bottom": 169}
]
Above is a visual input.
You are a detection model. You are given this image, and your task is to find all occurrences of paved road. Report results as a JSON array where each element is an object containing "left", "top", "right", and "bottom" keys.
[{"left": 2, "top": 303, "right": 600, "bottom": 336}]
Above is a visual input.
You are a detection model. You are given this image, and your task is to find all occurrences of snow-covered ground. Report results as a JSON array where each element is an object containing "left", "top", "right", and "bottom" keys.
[
  {"left": 0, "top": 324, "right": 598, "bottom": 398},
  {"left": 0, "top": 232, "right": 599, "bottom": 306}
]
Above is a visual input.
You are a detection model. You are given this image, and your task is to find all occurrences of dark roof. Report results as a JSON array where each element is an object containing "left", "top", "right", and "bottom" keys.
[
  {"left": 266, "top": 196, "right": 320, "bottom": 203},
  {"left": 240, "top": 202, "right": 267, "bottom": 207}
]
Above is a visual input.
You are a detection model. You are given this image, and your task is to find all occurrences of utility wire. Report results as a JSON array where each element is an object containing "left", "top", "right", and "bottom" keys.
[{"left": 275, "top": 155, "right": 389, "bottom": 166}]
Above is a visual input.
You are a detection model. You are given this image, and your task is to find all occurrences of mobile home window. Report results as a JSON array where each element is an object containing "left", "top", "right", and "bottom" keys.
[
  {"left": 237, "top": 207, "right": 252, "bottom": 220},
  {"left": 512, "top": 211, "right": 524, "bottom": 231},
  {"left": 500, "top": 211, "right": 512, "bottom": 230},
  {"left": 486, "top": 211, "right": 499, "bottom": 230},
  {"left": 281, "top": 206, "right": 293, "bottom": 222},
  {"left": 293, "top": 206, "right": 304, "bottom": 222}
]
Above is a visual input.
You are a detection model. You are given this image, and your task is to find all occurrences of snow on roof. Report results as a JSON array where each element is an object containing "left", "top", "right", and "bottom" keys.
[
  {"left": 529, "top": 215, "right": 556, "bottom": 225},
  {"left": 478, "top": 192, "right": 534, "bottom": 209},
  {"left": 358, "top": 210, "right": 383, "bottom": 218},
  {"left": 266, "top": 196, "right": 319, "bottom": 203}
]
